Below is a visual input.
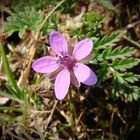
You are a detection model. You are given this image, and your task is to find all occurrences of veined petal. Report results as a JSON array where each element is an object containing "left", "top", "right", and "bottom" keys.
[
  {"left": 70, "top": 70, "right": 80, "bottom": 87},
  {"left": 55, "top": 69, "right": 70, "bottom": 100},
  {"left": 50, "top": 32, "right": 68, "bottom": 55},
  {"left": 32, "top": 56, "right": 59, "bottom": 73},
  {"left": 77, "top": 54, "right": 93, "bottom": 63},
  {"left": 74, "top": 63, "right": 97, "bottom": 85},
  {"left": 48, "top": 66, "right": 63, "bottom": 80},
  {"left": 73, "top": 38, "right": 93, "bottom": 60}
]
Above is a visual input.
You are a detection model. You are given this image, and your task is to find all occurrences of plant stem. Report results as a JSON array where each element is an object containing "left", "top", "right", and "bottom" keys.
[{"left": 69, "top": 89, "right": 75, "bottom": 127}]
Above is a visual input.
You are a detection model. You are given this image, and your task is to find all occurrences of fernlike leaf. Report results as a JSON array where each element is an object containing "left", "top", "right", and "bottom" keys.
[
  {"left": 97, "top": 64, "right": 109, "bottom": 82},
  {"left": 103, "top": 46, "right": 136, "bottom": 60},
  {"left": 123, "top": 72, "right": 140, "bottom": 83},
  {"left": 112, "top": 58, "right": 140, "bottom": 71},
  {"left": 132, "top": 86, "right": 140, "bottom": 101},
  {"left": 94, "top": 32, "right": 122, "bottom": 49},
  {"left": 4, "top": 7, "right": 44, "bottom": 38},
  {"left": 112, "top": 77, "right": 140, "bottom": 102},
  {"left": 112, "top": 77, "right": 121, "bottom": 97}
]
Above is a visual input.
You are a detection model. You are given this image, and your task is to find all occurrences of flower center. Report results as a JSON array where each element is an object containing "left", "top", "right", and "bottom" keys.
[{"left": 60, "top": 55, "right": 75, "bottom": 70}]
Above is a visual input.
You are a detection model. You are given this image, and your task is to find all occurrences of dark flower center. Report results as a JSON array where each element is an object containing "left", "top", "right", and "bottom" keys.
[{"left": 60, "top": 55, "right": 75, "bottom": 70}]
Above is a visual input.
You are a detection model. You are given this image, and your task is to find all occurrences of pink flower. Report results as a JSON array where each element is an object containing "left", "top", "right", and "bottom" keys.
[{"left": 32, "top": 32, "right": 97, "bottom": 100}]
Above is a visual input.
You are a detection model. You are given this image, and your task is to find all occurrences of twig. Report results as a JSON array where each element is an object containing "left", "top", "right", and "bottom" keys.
[
  {"left": 126, "top": 20, "right": 140, "bottom": 30},
  {"left": 56, "top": 108, "right": 70, "bottom": 123},
  {"left": 36, "top": 0, "right": 66, "bottom": 40},
  {"left": 6, "top": 130, "right": 26, "bottom": 140},
  {"left": 123, "top": 35, "right": 140, "bottom": 49},
  {"left": 45, "top": 100, "right": 58, "bottom": 128},
  {"left": 109, "top": 111, "right": 115, "bottom": 140},
  {"left": 29, "top": 109, "right": 51, "bottom": 114},
  {"left": 75, "top": 112, "right": 83, "bottom": 130}
]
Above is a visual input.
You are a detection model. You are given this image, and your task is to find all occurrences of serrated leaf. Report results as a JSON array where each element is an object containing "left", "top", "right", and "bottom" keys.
[
  {"left": 112, "top": 58, "right": 140, "bottom": 71},
  {"left": 94, "top": 32, "right": 122, "bottom": 49},
  {"left": 112, "top": 77, "right": 121, "bottom": 96},
  {"left": 4, "top": 7, "right": 44, "bottom": 38},
  {"left": 103, "top": 46, "right": 136, "bottom": 60},
  {"left": 132, "top": 86, "right": 140, "bottom": 100},
  {"left": 112, "top": 77, "right": 140, "bottom": 101},
  {"left": 123, "top": 72, "right": 140, "bottom": 83},
  {"left": 97, "top": 64, "right": 109, "bottom": 81},
  {"left": 97, "top": 0, "right": 115, "bottom": 11}
]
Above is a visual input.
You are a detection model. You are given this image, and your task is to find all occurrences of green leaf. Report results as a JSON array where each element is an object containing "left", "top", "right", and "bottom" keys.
[
  {"left": 97, "top": 64, "right": 109, "bottom": 82},
  {"left": 112, "top": 58, "right": 140, "bottom": 71},
  {"left": 97, "top": 0, "right": 115, "bottom": 11},
  {"left": 103, "top": 46, "right": 136, "bottom": 60},
  {"left": 122, "top": 72, "right": 140, "bottom": 83},
  {"left": 112, "top": 77, "right": 140, "bottom": 102},
  {"left": 110, "top": 67, "right": 140, "bottom": 101},
  {"left": 4, "top": 7, "right": 44, "bottom": 38},
  {"left": 0, "top": 90, "right": 22, "bottom": 103},
  {"left": 69, "top": 12, "right": 104, "bottom": 39},
  {"left": 132, "top": 86, "right": 140, "bottom": 100},
  {"left": 0, "top": 42, "right": 21, "bottom": 96},
  {"left": 84, "top": 12, "right": 105, "bottom": 31},
  {"left": 112, "top": 77, "right": 121, "bottom": 96},
  {"left": 12, "top": 0, "right": 48, "bottom": 11},
  {"left": 94, "top": 32, "right": 122, "bottom": 49},
  {"left": 0, "top": 107, "right": 22, "bottom": 113}
]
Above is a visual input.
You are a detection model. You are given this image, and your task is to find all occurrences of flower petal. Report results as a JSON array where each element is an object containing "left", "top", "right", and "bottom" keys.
[
  {"left": 73, "top": 38, "right": 93, "bottom": 60},
  {"left": 55, "top": 69, "right": 70, "bottom": 100},
  {"left": 78, "top": 54, "right": 93, "bottom": 63},
  {"left": 74, "top": 63, "right": 97, "bottom": 85},
  {"left": 70, "top": 70, "right": 80, "bottom": 87},
  {"left": 32, "top": 56, "right": 59, "bottom": 73},
  {"left": 50, "top": 32, "right": 68, "bottom": 55},
  {"left": 48, "top": 66, "right": 63, "bottom": 80}
]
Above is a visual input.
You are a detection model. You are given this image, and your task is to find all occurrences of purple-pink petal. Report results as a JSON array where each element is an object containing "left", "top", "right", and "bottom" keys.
[
  {"left": 55, "top": 69, "right": 70, "bottom": 100},
  {"left": 32, "top": 56, "right": 59, "bottom": 73},
  {"left": 73, "top": 38, "right": 93, "bottom": 60},
  {"left": 50, "top": 32, "right": 68, "bottom": 55},
  {"left": 74, "top": 63, "right": 97, "bottom": 85},
  {"left": 70, "top": 70, "right": 80, "bottom": 87}
]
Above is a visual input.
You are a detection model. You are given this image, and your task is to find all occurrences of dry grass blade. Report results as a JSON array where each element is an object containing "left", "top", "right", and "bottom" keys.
[{"left": 45, "top": 100, "right": 58, "bottom": 128}]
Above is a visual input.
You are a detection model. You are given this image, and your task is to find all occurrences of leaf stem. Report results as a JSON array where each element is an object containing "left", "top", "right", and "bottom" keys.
[{"left": 69, "top": 89, "right": 75, "bottom": 127}]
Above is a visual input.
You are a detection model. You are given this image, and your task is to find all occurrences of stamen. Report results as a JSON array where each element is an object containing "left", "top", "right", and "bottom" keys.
[{"left": 59, "top": 55, "right": 75, "bottom": 70}]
